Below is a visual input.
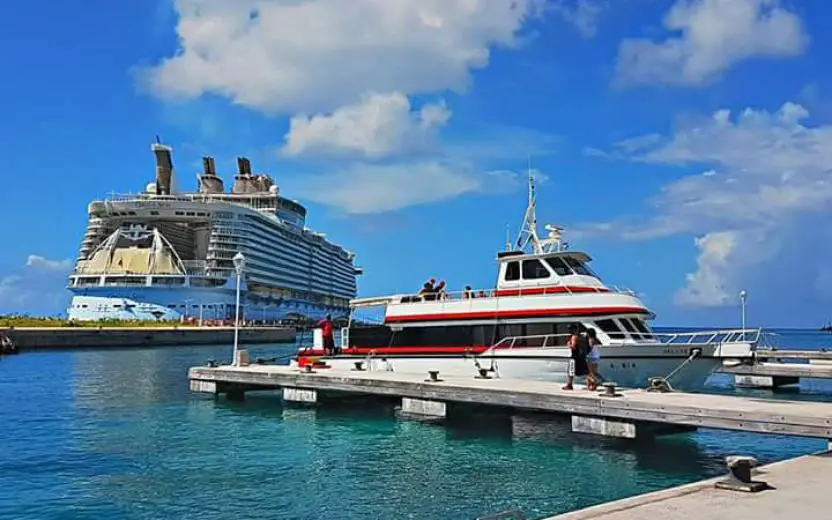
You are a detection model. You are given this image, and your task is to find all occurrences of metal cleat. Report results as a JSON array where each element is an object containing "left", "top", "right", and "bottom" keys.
[
  {"left": 714, "top": 456, "right": 769, "bottom": 492},
  {"left": 600, "top": 382, "right": 620, "bottom": 397},
  {"left": 425, "top": 370, "right": 443, "bottom": 382}
]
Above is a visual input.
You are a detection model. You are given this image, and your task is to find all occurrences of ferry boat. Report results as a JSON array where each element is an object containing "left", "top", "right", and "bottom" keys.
[
  {"left": 291, "top": 174, "right": 757, "bottom": 391},
  {"left": 67, "top": 139, "right": 362, "bottom": 322}
]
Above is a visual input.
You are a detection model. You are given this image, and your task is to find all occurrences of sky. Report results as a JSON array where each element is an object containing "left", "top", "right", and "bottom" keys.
[{"left": 1, "top": 0, "right": 831, "bottom": 328}]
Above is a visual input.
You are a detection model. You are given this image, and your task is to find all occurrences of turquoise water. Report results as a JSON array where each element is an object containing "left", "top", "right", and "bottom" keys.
[{"left": 1, "top": 330, "right": 831, "bottom": 520}]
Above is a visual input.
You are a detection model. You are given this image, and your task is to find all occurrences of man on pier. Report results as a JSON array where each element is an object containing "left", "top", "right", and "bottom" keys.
[{"left": 318, "top": 314, "right": 336, "bottom": 355}]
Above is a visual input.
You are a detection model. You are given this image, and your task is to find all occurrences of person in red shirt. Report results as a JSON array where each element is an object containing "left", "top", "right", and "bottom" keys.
[{"left": 318, "top": 314, "right": 335, "bottom": 355}]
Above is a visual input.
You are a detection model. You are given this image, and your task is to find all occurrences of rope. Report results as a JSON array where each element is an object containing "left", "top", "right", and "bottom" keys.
[{"left": 647, "top": 348, "right": 701, "bottom": 392}]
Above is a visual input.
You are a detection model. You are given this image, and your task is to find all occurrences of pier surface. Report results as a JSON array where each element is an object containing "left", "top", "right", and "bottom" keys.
[
  {"left": 4, "top": 326, "right": 295, "bottom": 350},
  {"left": 189, "top": 364, "right": 832, "bottom": 440},
  {"left": 545, "top": 451, "right": 832, "bottom": 519}
]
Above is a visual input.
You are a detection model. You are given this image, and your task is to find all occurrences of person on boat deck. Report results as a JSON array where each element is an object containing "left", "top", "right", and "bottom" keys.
[
  {"left": 563, "top": 324, "right": 589, "bottom": 390},
  {"left": 317, "top": 314, "right": 336, "bottom": 355},
  {"left": 463, "top": 285, "right": 474, "bottom": 299},
  {"left": 586, "top": 328, "right": 602, "bottom": 391},
  {"left": 418, "top": 282, "right": 434, "bottom": 301},
  {"left": 435, "top": 280, "right": 447, "bottom": 300}
]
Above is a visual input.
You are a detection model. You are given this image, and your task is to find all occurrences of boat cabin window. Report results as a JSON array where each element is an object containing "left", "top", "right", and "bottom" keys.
[
  {"left": 629, "top": 318, "right": 654, "bottom": 339},
  {"left": 545, "top": 257, "right": 571, "bottom": 276},
  {"left": 563, "top": 256, "right": 593, "bottom": 277},
  {"left": 505, "top": 261, "right": 520, "bottom": 281},
  {"left": 522, "top": 259, "right": 551, "bottom": 279},
  {"left": 594, "top": 319, "right": 625, "bottom": 339},
  {"left": 618, "top": 318, "right": 642, "bottom": 340}
]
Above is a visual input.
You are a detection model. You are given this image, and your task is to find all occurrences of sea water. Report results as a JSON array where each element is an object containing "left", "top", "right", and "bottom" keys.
[{"left": 0, "top": 329, "right": 830, "bottom": 520}]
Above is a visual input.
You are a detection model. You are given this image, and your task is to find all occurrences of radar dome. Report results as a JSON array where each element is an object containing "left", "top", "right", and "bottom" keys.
[
  {"left": 269, "top": 185, "right": 279, "bottom": 194},
  {"left": 146, "top": 182, "right": 157, "bottom": 193}
]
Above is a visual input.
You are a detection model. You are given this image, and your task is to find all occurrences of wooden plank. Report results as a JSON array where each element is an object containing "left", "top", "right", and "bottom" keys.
[
  {"left": 754, "top": 350, "right": 832, "bottom": 361},
  {"left": 188, "top": 365, "right": 832, "bottom": 439}
]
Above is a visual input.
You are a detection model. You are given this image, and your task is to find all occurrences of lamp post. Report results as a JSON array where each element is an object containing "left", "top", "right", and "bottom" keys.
[
  {"left": 739, "top": 290, "right": 748, "bottom": 341},
  {"left": 232, "top": 252, "right": 246, "bottom": 365}
]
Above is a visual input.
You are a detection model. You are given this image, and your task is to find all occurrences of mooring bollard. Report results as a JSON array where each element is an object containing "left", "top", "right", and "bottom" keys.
[
  {"left": 425, "top": 370, "right": 442, "bottom": 382},
  {"left": 715, "top": 455, "right": 768, "bottom": 492},
  {"left": 352, "top": 361, "right": 365, "bottom": 371},
  {"left": 476, "top": 367, "right": 491, "bottom": 379},
  {"left": 304, "top": 364, "right": 314, "bottom": 373},
  {"left": 601, "top": 382, "right": 620, "bottom": 397}
]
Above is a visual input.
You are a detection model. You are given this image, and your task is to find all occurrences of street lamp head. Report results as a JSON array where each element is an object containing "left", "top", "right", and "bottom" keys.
[
  {"left": 739, "top": 290, "right": 747, "bottom": 300},
  {"left": 233, "top": 252, "right": 246, "bottom": 274}
]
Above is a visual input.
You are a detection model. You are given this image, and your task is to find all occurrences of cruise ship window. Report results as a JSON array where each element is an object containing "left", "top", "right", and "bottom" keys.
[
  {"left": 595, "top": 319, "right": 625, "bottom": 339},
  {"left": 522, "top": 259, "right": 550, "bottom": 279},
  {"left": 505, "top": 261, "right": 520, "bottom": 281},
  {"left": 545, "top": 257, "right": 572, "bottom": 276}
]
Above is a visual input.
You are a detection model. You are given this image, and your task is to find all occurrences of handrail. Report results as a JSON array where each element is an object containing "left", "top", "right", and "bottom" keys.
[
  {"left": 653, "top": 328, "right": 762, "bottom": 345},
  {"left": 485, "top": 328, "right": 761, "bottom": 354},
  {"left": 359, "top": 283, "right": 639, "bottom": 307}
]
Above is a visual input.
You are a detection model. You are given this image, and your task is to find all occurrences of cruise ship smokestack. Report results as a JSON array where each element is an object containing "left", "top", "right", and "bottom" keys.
[
  {"left": 233, "top": 156, "right": 257, "bottom": 193},
  {"left": 199, "top": 156, "right": 224, "bottom": 194},
  {"left": 237, "top": 157, "right": 252, "bottom": 176},
  {"left": 152, "top": 139, "right": 175, "bottom": 195}
]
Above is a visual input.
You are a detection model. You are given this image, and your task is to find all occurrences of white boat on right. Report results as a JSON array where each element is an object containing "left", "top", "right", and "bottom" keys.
[{"left": 293, "top": 173, "right": 759, "bottom": 392}]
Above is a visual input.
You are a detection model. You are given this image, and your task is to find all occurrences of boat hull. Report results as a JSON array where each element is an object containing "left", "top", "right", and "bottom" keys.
[{"left": 293, "top": 344, "right": 732, "bottom": 392}]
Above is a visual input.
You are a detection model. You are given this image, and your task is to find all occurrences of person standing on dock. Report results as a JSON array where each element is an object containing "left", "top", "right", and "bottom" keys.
[
  {"left": 563, "top": 324, "right": 589, "bottom": 390},
  {"left": 318, "top": 314, "right": 336, "bottom": 355}
]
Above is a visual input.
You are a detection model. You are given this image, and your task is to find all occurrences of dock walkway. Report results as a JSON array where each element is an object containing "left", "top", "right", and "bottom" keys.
[
  {"left": 718, "top": 350, "right": 832, "bottom": 388},
  {"left": 545, "top": 451, "right": 832, "bottom": 519},
  {"left": 189, "top": 364, "right": 832, "bottom": 441}
]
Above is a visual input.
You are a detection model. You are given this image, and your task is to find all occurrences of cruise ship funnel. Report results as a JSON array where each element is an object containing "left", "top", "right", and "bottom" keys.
[
  {"left": 152, "top": 140, "right": 175, "bottom": 195},
  {"left": 233, "top": 156, "right": 257, "bottom": 193},
  {"left": 199, "top": 156, "right": 224, "bottom": 194}
]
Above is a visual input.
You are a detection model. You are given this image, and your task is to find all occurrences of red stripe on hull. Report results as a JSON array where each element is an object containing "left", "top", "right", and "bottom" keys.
[
  {"left": 299, "top": 345, "right": 492, "bottom": 357},
  {"left": 385, "top": 306, "right": 648, "bottom": 324},
  {"left": 493, "top": 286, "right": 609, "bottom": 297}
]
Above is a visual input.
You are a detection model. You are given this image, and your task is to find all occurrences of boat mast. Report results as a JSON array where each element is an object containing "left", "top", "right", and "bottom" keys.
[
  {"left": 512, "top": 161, "right": 566, "bottom": 254},
  {"left": 515, "top": 161, "right": 542, "bottom": 254}
]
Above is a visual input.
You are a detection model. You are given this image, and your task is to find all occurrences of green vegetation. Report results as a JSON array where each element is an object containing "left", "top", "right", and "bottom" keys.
[{"left": 0, "top": 316, "right": 199, "bottom": 329}]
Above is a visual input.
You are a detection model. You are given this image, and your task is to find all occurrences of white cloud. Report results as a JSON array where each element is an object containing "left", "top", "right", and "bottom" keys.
[
  {"left": 141, "top": 0, "right": 544, "bottom": 114},
  {"left": 25, "top": 255, "right": 72, "bottom": 271},
  {"left": 0, "top": 255, "right": 72, "bottom": 316},
  {"left": 549, "top": 0, "right": 603, "bottom": 38},
  {"left": 615, "top": 0, "right": 808, "bottom": 87},
  {"left": 281, "top": 92, "right": 450, "bottom": 158},
  {"left": 675, "top": 231, "right": 736, "bottom": 307},
  {"left": 291, "top": 162, "right": 528, "bottom": 215},
  {"left": 579, "top": 101, "right": 832, "bottom": 310}
]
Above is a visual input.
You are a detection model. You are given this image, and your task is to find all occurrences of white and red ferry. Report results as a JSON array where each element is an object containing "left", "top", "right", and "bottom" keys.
[{"left": 291, "top": 174, "right": 757, "bottom": 391}]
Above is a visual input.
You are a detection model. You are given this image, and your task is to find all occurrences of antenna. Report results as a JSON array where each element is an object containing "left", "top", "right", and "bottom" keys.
[
  {"left": 514, "top": 163, "right": 541, "bottom": 253},
  {"left": 511, "top": 159, "right": 568, "bottom": 254}
]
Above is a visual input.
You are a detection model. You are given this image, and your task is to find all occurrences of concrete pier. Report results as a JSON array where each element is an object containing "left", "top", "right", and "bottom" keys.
[
  {"left": 188, "top": 365, "right": 832, "bottom": 442},
  {"left": 401, "top": 397, "right": 447, "bottom": 418},
  {"left": 544, "top": 451, "right": 832, "bottom": 519},
  {"left": 3, "top": 326, "right": 295, "bottom": 350}
]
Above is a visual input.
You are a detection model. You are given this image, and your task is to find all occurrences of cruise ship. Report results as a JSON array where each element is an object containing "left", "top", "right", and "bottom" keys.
[{"left": 67, "top": 139, "right": 362, "bottom": 322}]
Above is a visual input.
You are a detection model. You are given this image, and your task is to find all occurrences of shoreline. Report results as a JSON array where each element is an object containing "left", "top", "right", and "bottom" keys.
[{"left": 1, "top": 325, "right": 296, "bottom": 350}]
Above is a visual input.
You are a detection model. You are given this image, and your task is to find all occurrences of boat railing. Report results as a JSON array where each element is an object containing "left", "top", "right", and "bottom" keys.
[
  {"left": 392, "top": 284, "right": 636, "bottom": 304},
  {"left": 653, "top": 328, "right": 762, "bottom": 345}
]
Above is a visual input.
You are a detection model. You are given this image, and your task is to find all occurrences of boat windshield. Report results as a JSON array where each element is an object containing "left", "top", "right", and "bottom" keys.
[{"left": 545, "top": 256, "right": 599, "bottom": 279}]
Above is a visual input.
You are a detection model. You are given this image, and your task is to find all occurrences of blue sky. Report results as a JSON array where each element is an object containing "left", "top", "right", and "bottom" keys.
[{"left": 2, "top": 0, "right": 832, "bottom": 328}]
